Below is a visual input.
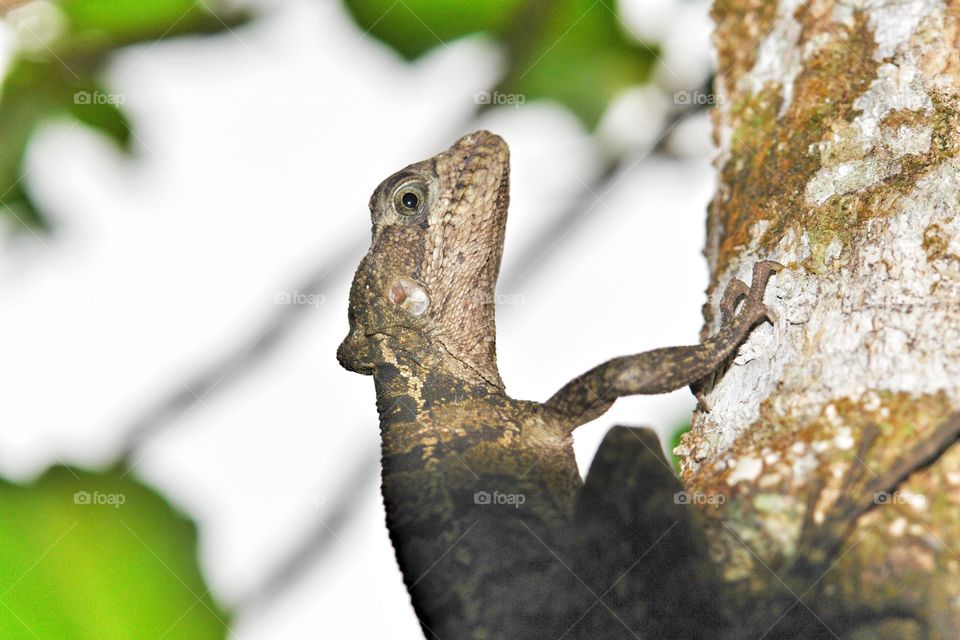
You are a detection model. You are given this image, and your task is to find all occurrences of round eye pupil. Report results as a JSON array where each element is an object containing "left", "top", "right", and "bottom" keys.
[{"left": 401, "top": 191, "right": 419, "bottom": 210}]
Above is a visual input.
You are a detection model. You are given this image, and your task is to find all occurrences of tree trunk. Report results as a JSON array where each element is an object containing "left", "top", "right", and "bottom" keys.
[{"left": 675, "top": 0, "right": 960, "bottom": 636}]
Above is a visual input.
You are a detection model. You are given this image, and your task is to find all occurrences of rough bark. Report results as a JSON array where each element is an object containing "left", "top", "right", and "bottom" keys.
[{"left": 674, "top": 1, "right": 960, "bottom": 637}]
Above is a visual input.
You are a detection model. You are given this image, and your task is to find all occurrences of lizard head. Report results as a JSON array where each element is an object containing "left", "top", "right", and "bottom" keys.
[{"left": 337, "top": 130, "right": 509, "bottom": 390}]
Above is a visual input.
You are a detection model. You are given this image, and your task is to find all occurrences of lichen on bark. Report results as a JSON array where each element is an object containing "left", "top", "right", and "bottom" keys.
[{"left": 679, "top": 0, "right": 960, "bottom": 635}]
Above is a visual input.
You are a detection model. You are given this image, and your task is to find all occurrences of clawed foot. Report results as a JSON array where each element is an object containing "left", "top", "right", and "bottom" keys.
[
  {"left": 693, "top": 261, "right": 782, "bottom": 413},
  {"left": 720, "top": 260, "right": 782, "bottom": 328}
]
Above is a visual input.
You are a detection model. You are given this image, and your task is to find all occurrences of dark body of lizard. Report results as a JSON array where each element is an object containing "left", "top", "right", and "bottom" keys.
[{"left": 338, "top": 131, "right": 780, "bottom": 639}]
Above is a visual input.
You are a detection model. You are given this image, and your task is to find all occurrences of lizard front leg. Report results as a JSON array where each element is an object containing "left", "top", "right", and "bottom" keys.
[
  {"left": 690, "top": 275, "right": 754, "bottom": 410},
  {"left": 545, "top": 260, "right": 781, "bottom": 431}
]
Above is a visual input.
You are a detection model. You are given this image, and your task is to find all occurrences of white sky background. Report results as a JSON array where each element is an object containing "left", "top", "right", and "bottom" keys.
[{"left": 0, "top": 0, "right": 716, "bottom": 637}]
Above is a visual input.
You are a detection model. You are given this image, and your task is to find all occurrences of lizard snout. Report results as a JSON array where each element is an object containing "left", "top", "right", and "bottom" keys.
[{"left": 337, "top": 328, "right": 375, "bottom": 375}]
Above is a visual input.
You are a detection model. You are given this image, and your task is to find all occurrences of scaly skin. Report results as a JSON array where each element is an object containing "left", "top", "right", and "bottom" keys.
[{"left": 337, "top": 131, "right": 780, "bottom": 639}]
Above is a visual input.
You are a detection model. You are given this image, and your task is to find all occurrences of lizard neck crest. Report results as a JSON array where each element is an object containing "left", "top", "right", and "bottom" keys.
[{"left": 338, "top": 130, "right": 510, "bottom": 391}]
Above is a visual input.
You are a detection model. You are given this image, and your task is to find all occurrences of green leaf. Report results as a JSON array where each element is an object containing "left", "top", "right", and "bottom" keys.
[
  {"left": 0, "top": 58, "right": 129, "bottom": 230},
  {"left": 56, "top": 0, "right": 246, "bottom": 52},
  {"left": 343, "top": 0, "right": 526, "bottom": 59},
  {"left": 67, "top": 86, "right": 133, "bottom": 151},
  {"left": 0, "top": 183, "right": 45, "bottom": 231},
  {"left": 342, "top": 0, "right": 659, "bottom": 128},
  {"left": 0, "top": 466, "right": 229, "bottom": 640},
  {"left": 0, "top": 59, "right": 57, "bottom": 231},
  {"left": 501, "top": 0, "right": 659, "bottom": 128}
]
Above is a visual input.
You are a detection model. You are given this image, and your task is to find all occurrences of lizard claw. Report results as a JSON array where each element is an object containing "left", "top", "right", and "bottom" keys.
[
  {"left": 694, "top": 388, "right": 712, "bottom": 413},
  {"left": 750, "top": 260, "right": 782, "bottom": 326},
  {"left": 750, "top": 260, "right": 783, "bottom": 293},
  {"left": 720, "top": 260, "right": 783, "bottom": 330},
  {"left": 719, "top": 278, "right": 750, "bottom": 325}
]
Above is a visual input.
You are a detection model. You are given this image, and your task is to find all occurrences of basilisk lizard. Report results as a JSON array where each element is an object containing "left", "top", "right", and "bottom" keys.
[{"left": 338, "top": 131, "right": 781, "bottom": 639}]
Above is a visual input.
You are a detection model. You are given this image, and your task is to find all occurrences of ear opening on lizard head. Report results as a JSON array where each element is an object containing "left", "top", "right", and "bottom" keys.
[{"left": 389, "top": 277, "right": 430, "bottom": 317}]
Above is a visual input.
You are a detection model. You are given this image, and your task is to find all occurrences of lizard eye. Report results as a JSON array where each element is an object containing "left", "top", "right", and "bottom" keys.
[{"left": 393, "top": 182, "right": 426, "bottom": 216}]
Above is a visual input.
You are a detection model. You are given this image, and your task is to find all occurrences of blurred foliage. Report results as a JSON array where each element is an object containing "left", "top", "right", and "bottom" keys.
[
  {"left": 670, "top": 422, "right": 690, "bottom": 473},
  {"left": 343, "top": 0, "right": 659, "bottom": 130},
  {"left": 0, "top": 466, "right": 228, "bottom": 639},
  {"left": 0, "top": 5, "right": 244, "bottom": 638},
  {"left": 0, "top": 0, "right": 246, "bottom": 230}
]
